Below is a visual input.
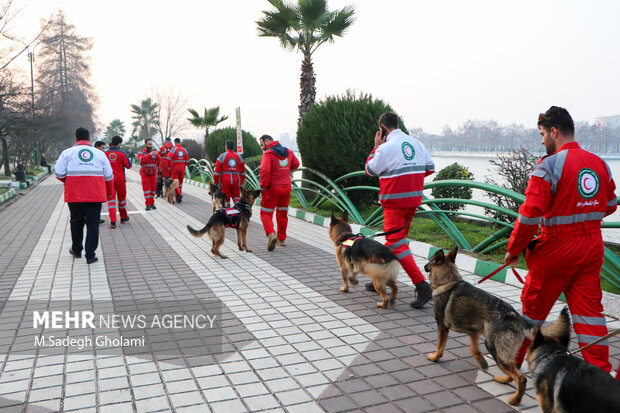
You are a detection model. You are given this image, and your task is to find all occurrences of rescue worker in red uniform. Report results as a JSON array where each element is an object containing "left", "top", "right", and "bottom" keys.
[
  {"left": 214, "top": 140, "right": 246, "bottom": 206},
  {"left": 259, "top": 134, "right": 300, "bottom": 251},
  {"left": 364, "top": 112, "right": 435, "bottom": 308},
  {"left": 167, "top": 138, "right": 189, "bottom": 203},
  {"left": 137, "top": 138, "right": 160, "bottom": 211},
  {"left": 505, "top": 106, "right": 617, "bottom": 373},
  {"left": 105, "top": 135, "right": 132, "bottom": 228},
  {"left": 159, "top": 138, "right": 173, "bottom": 178}
]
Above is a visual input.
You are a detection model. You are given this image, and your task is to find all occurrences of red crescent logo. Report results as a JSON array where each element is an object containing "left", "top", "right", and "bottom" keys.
[{"left": 584, "top": 177, "right": 593, "bottom": 191}]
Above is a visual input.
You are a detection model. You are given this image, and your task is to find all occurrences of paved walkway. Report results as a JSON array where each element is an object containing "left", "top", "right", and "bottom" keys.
[{"left": 0, "top": 170, "right": 618, "bottom": 413}]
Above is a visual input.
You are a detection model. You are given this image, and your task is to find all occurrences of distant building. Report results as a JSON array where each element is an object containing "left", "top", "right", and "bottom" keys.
[{"left": 594, "top": 114, "right": 620, "bottom": 129}]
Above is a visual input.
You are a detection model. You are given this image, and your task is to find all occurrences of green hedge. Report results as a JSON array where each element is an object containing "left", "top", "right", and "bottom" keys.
[
  {"left": 205, "top": 127, "right": 262, "bottom": 162},
  {"left": 431, "top": 163, "right": 475, "bottom": 213}
]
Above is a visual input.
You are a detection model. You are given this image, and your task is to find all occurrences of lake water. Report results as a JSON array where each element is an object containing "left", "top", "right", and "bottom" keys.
[{"left": 431, "top": 153, "right": 620, "bottom": 244}]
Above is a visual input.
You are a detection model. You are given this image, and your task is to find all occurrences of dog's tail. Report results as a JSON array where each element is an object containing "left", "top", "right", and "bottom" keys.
[
  {"left": 187, "top": 214, "right": 220, "bottom": 238},
  {"left": 524, "top": 306, "right": 571, "bottom": 345}
]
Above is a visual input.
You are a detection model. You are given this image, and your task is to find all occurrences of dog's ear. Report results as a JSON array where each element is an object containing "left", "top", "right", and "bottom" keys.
[
  {"left": 330, "top": 212, "right": 338, "bottom": 226},
  {"left": 530, "top": 327, "right": 544, "bottom": 351},
  {"left": 341, "top": 210, "right": 349, "bottom": 222},
  {"left": 252, "top": 190, "right": 261, "bottom": 199},
  {"left": 447, "top": 247, "right": 458, "bottom": 263},
  {"left": 433, "top": 249, "right": 445, "bottom": 264}
]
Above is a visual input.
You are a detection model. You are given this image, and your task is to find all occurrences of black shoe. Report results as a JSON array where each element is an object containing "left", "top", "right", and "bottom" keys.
[
  {"left": 410, "top": 281, "right": 432, "bottom": 309},
  {"left": 146, "top": 205, "right": 152, "bottom": 211},
  {"left": 69, "top": 248, "right": 81, "bottom": 259},
  {"left": 110, "top": 222, "right": 116, "bottom": 229},
  {"left": 99, "top": 219, "right": 105, "bottom": 224},
  {"left": 365, "top": 282, "right": 376, "bottom": 292},
  {"left": 86, "top": 256, "right": 98, "bottom": 264},
  {"left": 151, "top": 205, "right": 157, "bottom": 210},
  {"left": 121, "top": 217, "right": 130, "bottom": 223},
  {"left": 177, "top": 194, "right": 182, "bottom": 203}
]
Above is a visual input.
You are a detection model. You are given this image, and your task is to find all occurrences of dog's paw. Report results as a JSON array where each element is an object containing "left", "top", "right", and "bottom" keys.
[
  {"left": 238, "top": 246, "right": 244, "bottom": 251},
  {"left": 244, "top": 248, "right": 252, "bottom": 253},
  {"left": 426, "top": 352, "right": 441, "bottom": 362},
  {"left": 476, "top": 357, "right": 489, "bottom": 370},
  {"left": 340, "top": 286, "right": 349, "bottom": 292},
  {"left": 376, "top": 301, "right": 388, "bottom": 308},
  {"left": 348, "top": 276, "right": 358, "bottom": 285}
]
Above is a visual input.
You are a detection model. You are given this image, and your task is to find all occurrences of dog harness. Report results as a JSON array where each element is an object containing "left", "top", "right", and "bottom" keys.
[
  {"left": 339, "top": 235, "right": 364, "bottom": 263},
  {"left": 215, "top": 200, "right": 252, "bottom": 229}
]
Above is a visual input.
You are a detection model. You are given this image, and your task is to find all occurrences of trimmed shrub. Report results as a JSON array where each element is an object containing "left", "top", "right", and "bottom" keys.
[
  {"left": 205, "top": 127, "right": 262, "bottom": 163},
  {"left": 430, "top": 163, "right": 474, "bottom": 214},
  {"left": 181, "top": 139, "right": 205, "bottom": 160},
  {"left": 244, "top": 154, "right": 263, "bottom": 173},
  {"left": 296, "top": 91, "right": 406, "bottom": 204}
]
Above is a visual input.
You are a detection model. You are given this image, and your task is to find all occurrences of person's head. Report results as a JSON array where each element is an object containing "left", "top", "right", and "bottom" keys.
[
  {"left": 110, "top": 135, "right": 123, "bottom": 147},
  {"left": 75, "top": 127, "right": 90, "bottom": 141},
  {"left": 225, "top": 140, "right": 234, "bottom": 150},
  {"left": 378, "top": 112, "right": 399, "bottom": 135},
  {"left": 94, "top": 140, "right": 105, "bottom": 151},
  {"left": 259, "top": 134, "right": 273, "bottom": 151},
  {"left": 165, "top": 137, "right": 171, "bottom": 143},
  {"left": 145, "top": 139, "right": 154, "bottom": 151},
  {"left": 537, "top": 106, "right": 575, "bottom": 155},
  {"left": 174, "top": 138, "right": 181, "bottom": 144}
]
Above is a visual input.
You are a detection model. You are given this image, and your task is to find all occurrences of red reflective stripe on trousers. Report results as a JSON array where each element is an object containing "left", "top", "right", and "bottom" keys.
[
  {"left": 383, "top": 207, "right": 425, "bottom": 285},
  {"left": 260, "top": 186, "right": 290, "bottom": 241}
]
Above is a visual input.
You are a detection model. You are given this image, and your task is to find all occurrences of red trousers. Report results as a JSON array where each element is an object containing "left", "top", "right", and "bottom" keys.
[
  {"left": 260, "top": 185, "right": 290, "bottom": 241},
  {"left": 221, "top": 181, "right": 241, "bottom": 205},
  {"left": 171, "top": 166, "right": 185, "bottom": 196},
  {"left": 383, "top": 207, "right": 425, "bottom": 285},
  {"left": 140, "top": 172, "right": 156, "bottom": 206},
  {"left": 515, "top": 232, "right": 611, "bottom": 372},
  {"left": 107, "top": 179, "right": 128, "bottom": 223}
]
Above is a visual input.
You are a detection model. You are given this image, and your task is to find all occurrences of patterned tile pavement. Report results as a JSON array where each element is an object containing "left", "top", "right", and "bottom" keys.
[{"left": 0, "top": 170, "right": 618, "bottom": 413}]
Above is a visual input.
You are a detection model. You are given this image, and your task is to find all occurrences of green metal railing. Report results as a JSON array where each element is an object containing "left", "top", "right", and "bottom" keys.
[{"left": 184, "top": 159, "right": 620, "bottom": 288}]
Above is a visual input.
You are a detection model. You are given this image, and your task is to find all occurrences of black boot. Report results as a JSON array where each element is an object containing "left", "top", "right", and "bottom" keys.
[{"left": 410, "top": 281, "right": 432, "bottom": 308}]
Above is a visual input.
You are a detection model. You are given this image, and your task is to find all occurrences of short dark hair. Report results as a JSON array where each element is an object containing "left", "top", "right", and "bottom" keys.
[
  {"left": 145, "top": 138, "right": 153, "bottom": 144},
  {"left": 165, "top": 137, "right": 171, "bottom": 142},
  {"left": 259, "top": 134, "right": 273, "bottom": 142},
  {"left": 537, "top": 106, "right": 574, "bottom": 136},
  {"left": 75, "top": 127, "right": 90, "bottom": 141},
  {"left": 94, "top": 140, "right": 105, "bottom": 148},
  {"left": 174, "top": 138, "right": 181, "bottom": 144},
  {"left": 225, "top": 140, "right": 234, "bottom": 150},
  {"left": 378, "top": 112, "right": 399, "bottom": 130},
  {"left": 111, "top": 135, "right": 123, "bottom": 146}
]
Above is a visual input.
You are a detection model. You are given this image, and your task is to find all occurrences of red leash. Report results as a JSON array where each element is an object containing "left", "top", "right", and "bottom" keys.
[{"left": 477, "top": 263, "right": 524, "bottom": 284}]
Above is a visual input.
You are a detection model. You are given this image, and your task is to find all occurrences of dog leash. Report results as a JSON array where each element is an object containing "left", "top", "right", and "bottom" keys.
[
  {"left": 567, "top": 328, "right": 620, "bottom": 356},
  {"left": 365, "top": 223, "right": 409, "bottom": 239},
  {"left": 477, "top": 263, "right": 524, "bottom": 284}
]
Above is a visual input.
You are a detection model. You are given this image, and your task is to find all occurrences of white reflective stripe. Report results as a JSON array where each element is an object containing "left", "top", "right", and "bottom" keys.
[
  {"left": 572, "top": 314, "right": 608, "bottom": 326},
  {"left": 261, "top": 207, "right": 275, "bottom": 212},
  {"left": 365, "top": 164, "right": 377, "bottom": 176},
  {"left": 388, "top": 238, "right": 409, "bottom": 250},
  {"left": 522, "top": 314, "right": 544, "bottom": 326},
  {"left": 395, "top": 250, "right": 412, "bottom": 260},
  {"left": 145, "top": 195, "right": 154, "bottom": 199},
  {"left": 541, "top": 212, "right": 606, "bottom": 226},
  {"left": 224, "top": 171, "right": 242, "bottom": 175},
  {"left": 173, "top": 160, "right": 186, "bottom": 163},
  {"left": 55, "top": 173, "right": 66, "bottom": 179},
  {"left": 518, "top": 214, "right": 541, "bottom": 225},
  {"left": 378, "top": 191, "right": 423, "bottom": 200},
  {"left": 609, "top": 198, "right": 618, "bottom": 207},
  {"left": 276, "top": 207, "right": 289, "bottom": 211},
  {"left": 66, "top": 171, "right": 104, "bottom": 176},
  {"left": 530, "top": 169, "right": 549, "bottom": 180},
  {"left": 551, "top": 150, "right": 568, "bottom": 192},
  {"left": 380, "top": 165, "right": 427, "bottom": 178},
  {"left": 426, "top": 162, "right": 435, "bottom": 171},
  {"left": 576, "top": 334, "right": 609, "bottom": 346}
]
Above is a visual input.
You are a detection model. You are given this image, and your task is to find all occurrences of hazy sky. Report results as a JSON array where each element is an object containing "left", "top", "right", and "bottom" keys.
[{"left": 8, "top": 0, "right": 620, "bottom": 140}]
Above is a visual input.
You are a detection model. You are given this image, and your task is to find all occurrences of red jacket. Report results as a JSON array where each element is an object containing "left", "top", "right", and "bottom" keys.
[
  {"left": 167, "top": 144, "right": 189, "bottom": 169},
  {"left": 259, "top": 141, "right": 300, "bottom": 189},
  {"left": 507, "top": 142, "right": 617, "bottom": 255},
  {"left": 137, "top": 147, "right": 160, "bottom": 176},
  {"left": 214, "top": 149, "right": 245, "bottom": 186},
  {"left": 105, "top": 147, "right": 131, "bottom": 181},
  {"left": 159, "top": 143, "right": 173, "bottom": 174},
  {"left": 55, "top": 141, "right": 114, "bottom": 202}
]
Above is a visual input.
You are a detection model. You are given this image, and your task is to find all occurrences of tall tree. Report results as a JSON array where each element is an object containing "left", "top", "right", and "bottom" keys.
[
  {"left": 256, "top": 0, "right": 355, "bottom": 125},
  {"left": 187, "top": 106, "right": 228, "bottom": 141},
  {"left": 0, "top": 70, "right": 31, "bottom": 174},
  {"left": 37, "top": 10, "right": 97, "bottom": 150},
  {"left": 104, "top": 119, "right": 126, "bottom": 140},
  {"left": 148, "top": 85, "right": 190, "bottom": 144},
  {"left": 130, "top": 98, "right": 159, "bottom": 145}
]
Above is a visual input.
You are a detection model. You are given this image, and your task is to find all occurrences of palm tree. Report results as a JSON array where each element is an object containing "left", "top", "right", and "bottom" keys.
[
  {"left": 104, "top": 119, "right": 126, "bottom": 140},
  {"left": 130, "top": 98, "right": 159, "bottom": 145},
  {"left": 187, "top": 106, "right": 229, "bottom": 140},
  {"left": 256, "top": 0, "right": 355, "bottom": 125}
]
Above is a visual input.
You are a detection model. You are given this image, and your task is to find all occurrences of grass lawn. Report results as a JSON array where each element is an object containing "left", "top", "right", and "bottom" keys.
[
  {"left": 0, "top": 188, "right": 7, "bottom": 195},
  {"left": 289, "top": 197, "right": 620, "bottom": 295}
]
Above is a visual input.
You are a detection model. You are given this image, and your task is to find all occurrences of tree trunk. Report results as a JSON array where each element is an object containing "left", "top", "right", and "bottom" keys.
[
  {"left": 298, "top": 55, "right": 316, "bottom": 126},
  {"left": 1, "top": 136, "right": 10, "bottom": 177}
]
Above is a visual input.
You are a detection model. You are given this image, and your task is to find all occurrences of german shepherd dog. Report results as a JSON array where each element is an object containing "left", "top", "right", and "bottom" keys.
[
  {"left": 165, "top": 178, "right": 179, "bottom": 204},
  {"left": 156, "top": 171, "right": 164, "bottom": 198},
  {"left": 187, "top": 188, "right": 260, "bottom": 259},
  {"left": 424, "top": 247, "right": 567, "bottom": 405},
  {"left": 208, "top": 183, "right": 227, "bottom": 213},
  {"left": 329, "top": 211, "right": 400, "bottom": 308},
  {"left": 527, "top": 313, "right": 620, "bottom": 412}
]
